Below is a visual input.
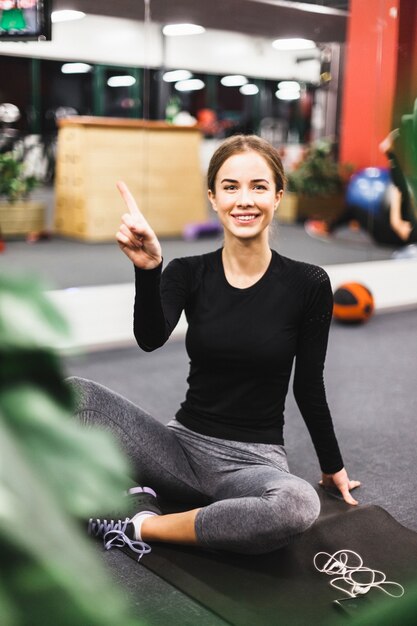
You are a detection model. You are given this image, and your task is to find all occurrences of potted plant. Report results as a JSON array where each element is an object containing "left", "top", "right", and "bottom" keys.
[
  {"left": 0, "top": 151, "right": 45, "bottom": 237},
  {"left": 278, "top": 140, "right": 353, "bottom": 223}
]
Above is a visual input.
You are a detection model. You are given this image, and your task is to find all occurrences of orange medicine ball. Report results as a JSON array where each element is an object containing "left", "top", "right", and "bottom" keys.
[{"left": 333, "top": 282, "right": 375, "bottom": 323}]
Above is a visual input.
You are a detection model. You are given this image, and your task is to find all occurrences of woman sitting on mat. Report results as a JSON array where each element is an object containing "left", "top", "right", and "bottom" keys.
[{"left": 70, "top": 134, "right": 360, "bottom": 556}]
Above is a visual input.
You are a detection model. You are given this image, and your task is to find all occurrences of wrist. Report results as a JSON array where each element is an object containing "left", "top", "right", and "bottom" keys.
[
  {"left": 321, "top": 464, "right": 344, "bottom": 477},
  {"left": 134, "top": 258, "right": 163, "bottom": 272},
  {"left": 134, "top": 257, "right": 162, "bottom": 271}
]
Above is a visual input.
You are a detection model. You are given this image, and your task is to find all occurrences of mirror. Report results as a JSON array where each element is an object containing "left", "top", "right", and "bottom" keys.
[{"left": 0, "top": 0, "right": 415, "bottom": 287}]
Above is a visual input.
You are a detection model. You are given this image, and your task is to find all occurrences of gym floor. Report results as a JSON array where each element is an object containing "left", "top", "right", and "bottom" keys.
[
  {"left": 64, "top": 304, "right": 417, "bottom": 626},
  {"left": 3, "top": 212, "right": 417, "bottom": 626}
]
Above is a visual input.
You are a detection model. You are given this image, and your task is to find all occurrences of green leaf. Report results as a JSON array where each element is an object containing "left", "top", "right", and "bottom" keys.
[
  {"left": 0, "top": 273, "right": 146, "bottom": 626},
  {"left": 0, "top": 416, "right": 142, "bottom": 626},
  {"left": 0, "top": 385, "right": 130, "bottom": 517},
  {"left": 0, "top": 152, "right": 40, "bottom": 202},
  {"left": 0, "top": 275, "right": 70, "bottom": 351},
  {"left": 286, "top": 140, "right": 349, "bottom": 197}
]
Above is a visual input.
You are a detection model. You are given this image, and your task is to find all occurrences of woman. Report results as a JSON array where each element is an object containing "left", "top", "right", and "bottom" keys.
[
  {"left": 72, "top": 135, "right": 359, "bottom": 556},
  {"left": 379, "top": 128, "right": 417, "bottom": 244}
]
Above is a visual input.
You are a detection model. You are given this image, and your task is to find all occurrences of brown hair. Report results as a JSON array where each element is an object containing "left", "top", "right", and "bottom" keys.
[{"left": 207, "top": 134, "right": 286, "bottom": 194}]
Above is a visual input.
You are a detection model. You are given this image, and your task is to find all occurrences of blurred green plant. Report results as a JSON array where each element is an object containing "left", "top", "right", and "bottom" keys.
[
  {"left": 0, "top": 152, "right": 39, "bottom": 203},
  {"left": 287, "top": 140, "right": 353, "bottom": 197},
  {"left": 0, "top": 274, "right": 146, "bottom": 626},
  {"left": 331, "top": 582, "right": 417, "bottom": 626}
]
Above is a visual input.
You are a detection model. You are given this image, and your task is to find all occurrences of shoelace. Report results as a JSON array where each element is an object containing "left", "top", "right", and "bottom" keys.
[
  {"left": 103, "top": 529, "right": 152, "bottom": 562},
  {"left": 88, "top": 517, "right": 131, "bottom": 538},
  {"left": 314, "top": 550, "right": 405, "bottom": 599},
  {"left": 88, "top": 517, "right": 152, "bottom": 561}
]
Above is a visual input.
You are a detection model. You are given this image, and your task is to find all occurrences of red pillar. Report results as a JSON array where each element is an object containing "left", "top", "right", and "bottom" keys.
[{"left": 339, "top": 0, "right": 399, "bottom": 170}]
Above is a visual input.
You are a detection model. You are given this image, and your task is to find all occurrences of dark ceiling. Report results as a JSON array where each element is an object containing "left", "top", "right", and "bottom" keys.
[{"left": 52, "top": 0, "right": 348, "bottom": 43}]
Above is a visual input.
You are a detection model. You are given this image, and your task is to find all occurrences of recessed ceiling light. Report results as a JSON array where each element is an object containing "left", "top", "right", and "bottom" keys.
[
  {"left": 240, "top": 84, "right": 259, "bottom": 96},
  {"left": 277, "top": 81, "right": 300, "bottom": 91},
  {"left": 163, "top": 23, "right": 205, "bottom": 36},
  {"left": 272, "top": 38, "right": 316, "bottom": 51},
  {"left": 275, "top": 89, "right": 300, "bottom": 101},
  {"left": 107, "top": 76, "right": 136, "bottom": 88},
  {"left": 51, "top": 10, "right": 86, "bottom": 23},
  {"left": 221, "top": 75, "right": 248, "bottom": 87},
  {"left": 175, "top": 79, "right": 205, "bottom": 92},
  {"left": 163, "top": 69, "right": 193, "bottom": 83},
  {"left": 61, "top": 63, "right": 92, "bottom": 74}
]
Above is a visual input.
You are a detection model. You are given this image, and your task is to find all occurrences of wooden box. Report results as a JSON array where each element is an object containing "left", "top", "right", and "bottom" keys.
[{"left": 54, "top": 117, "right": 207, "bottom": 241}]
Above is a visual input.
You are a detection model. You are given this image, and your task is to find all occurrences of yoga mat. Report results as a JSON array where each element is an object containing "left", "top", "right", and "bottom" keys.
[{"left": 122, "top": 490, "right": 417, "bottom": 626}]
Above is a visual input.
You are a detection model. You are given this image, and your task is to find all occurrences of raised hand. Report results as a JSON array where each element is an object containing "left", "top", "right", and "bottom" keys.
[{"left": 116, "top": 181, "right": 162, "bottom": 270}]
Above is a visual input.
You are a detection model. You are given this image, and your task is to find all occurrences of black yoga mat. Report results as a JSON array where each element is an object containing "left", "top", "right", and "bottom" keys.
[{"left": 123, "top": 491, "right": 417, "bottom": 626}]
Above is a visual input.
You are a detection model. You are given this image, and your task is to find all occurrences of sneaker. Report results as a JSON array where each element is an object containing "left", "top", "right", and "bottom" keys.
[
  {"left": 392, "top": 244, "right": 417, "bottom": 260},
  {"left": 304, "top": 219, "right": 331, "bottom": 241},
  {"left": 125, "top": 486, "right": 162, "bottom": 518},
  {"left": 88, "top": 486, "right": 161, "bottom": 561}
]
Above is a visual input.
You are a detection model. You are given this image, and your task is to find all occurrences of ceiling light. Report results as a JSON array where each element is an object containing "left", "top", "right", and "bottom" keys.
[
  {"left": 279, "top": 2, "right": 347, "bottom": 16},
  {"left": 272, "top": 38, "right": 316, "bottom": 51},
  {"left": 163, "top": 69, "right": 193, "bottom": 83},
  {"left": 275, "top": 89, "right": 300, "bottom": 101},
  {"left": 240, "top": 84, "right": 259, "bottom": 96},
  {"left": 51, "top": 10, "right": 86, "bottom": 23},
  {"left": 221, "top": 75, "right": 248, "bottom": 87},
  {"left": 175, "top": 79, "right": 205, "bottom": 92},
  {"left": 277, "top": 81, "right": 300, "bottom": 91},
  {"left": 107, "top": 76, "right": 136, "bottom": 88},
  {"left": 163, "top": 24, "right": 205, "bottom": 36},
  {"left": 61, "top": 63, "right": 92, "bottom": 74}
]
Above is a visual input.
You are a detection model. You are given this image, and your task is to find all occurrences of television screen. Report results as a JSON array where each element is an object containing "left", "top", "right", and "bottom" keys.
[{"left": 0, "top": 0, "right": 51, "bottom": 41}]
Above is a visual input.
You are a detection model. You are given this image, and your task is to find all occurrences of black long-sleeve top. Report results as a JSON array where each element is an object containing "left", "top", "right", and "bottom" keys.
[{"left": 134, "top": 248, "right": 344, "bottom": 474}]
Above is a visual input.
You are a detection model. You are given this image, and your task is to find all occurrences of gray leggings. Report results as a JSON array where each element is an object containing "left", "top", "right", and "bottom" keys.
[{"left": 68, "top": 376, "right": 320, "bottom": 555}]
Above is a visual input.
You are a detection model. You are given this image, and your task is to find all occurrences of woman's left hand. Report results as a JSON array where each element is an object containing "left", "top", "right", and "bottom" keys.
[{"left": 320, "top": 467, "right": 361, "bottom": 505}]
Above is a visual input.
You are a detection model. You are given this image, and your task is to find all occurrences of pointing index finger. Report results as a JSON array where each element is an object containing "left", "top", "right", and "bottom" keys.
[{"left": 116, "top": 180, "right": 142, "bottom": 219}]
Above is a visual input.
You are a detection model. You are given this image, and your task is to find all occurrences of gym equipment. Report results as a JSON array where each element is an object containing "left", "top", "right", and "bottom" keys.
[
  {"left": 346, "top": 167, "right": 391, "bottom": 215},
  {"left": 183, "top": 220, "right": 223, "bottom": 241},
  {"left": 333, "top": 282, "right": 374, "bottom": 323}
]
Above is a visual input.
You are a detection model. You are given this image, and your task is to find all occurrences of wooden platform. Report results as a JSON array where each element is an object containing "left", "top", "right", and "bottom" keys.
[{"left": 54, "top": 117, "right": 207, "bottom": 241}]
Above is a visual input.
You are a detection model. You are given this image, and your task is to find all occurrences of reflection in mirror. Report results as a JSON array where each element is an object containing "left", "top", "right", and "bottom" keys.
[
  {"left": 138, "top": 0, "right": 398, "bottom": 264},
  {"left": 0, "top": 0, "right": 416, "bottom": 279}
]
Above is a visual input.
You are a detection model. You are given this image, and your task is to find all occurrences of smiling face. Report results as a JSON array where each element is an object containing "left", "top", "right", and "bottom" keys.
[{"left": 208, "top": 150, "right": 283, "bottom": 243}]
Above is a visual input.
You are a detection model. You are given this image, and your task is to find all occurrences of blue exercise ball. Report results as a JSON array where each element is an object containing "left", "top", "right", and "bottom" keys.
[{"left": 346, "top": 167, "right": 391, "bottom": 214}]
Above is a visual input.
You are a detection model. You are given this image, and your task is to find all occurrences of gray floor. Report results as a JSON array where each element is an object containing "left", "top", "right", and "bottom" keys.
[
  {"left": 65, "top": 308, "right": 417, "bottom": 626},
  {"left": 1, "top": 224, "right": 395, "bottom": 289},
  {"left": 1, "top": 184, "right": 397, "bottom": 290}
]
